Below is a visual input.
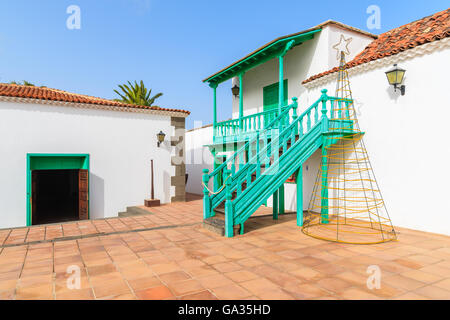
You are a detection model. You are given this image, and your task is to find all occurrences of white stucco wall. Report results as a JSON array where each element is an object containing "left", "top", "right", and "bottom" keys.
[
  {"left": 231, "top": 25, "right": 374, "bottom": 119},
  {"left": 0, "top": 101, "right": 176, "bottom": 228},
  {"left": 188, "top": 25, "right": 375, "bottom": 213},
  {"left": 185, "top": 125, "right": 214, "bottom": 195},
  {"left": 220, "top": 26, "right": 373, "bottom": 212},
  {"left": 189, "top": 24, "right": 450, "bottom": 235},
  {"left": 303, "top": 41, "right": 450, "bottom": 235}
]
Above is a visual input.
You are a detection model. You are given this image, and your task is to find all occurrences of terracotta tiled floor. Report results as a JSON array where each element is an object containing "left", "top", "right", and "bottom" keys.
[{"left": 0, "top": 193, "right": 449, "bottom": 300}]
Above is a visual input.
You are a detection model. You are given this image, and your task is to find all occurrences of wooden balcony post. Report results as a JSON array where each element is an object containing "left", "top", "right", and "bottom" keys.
[
  {"left": 224, "top": 169, "right": 234, "bottom": 237},
  {"left": 273, "top": 190, "right": 278, "bottom": 220},
  {"left": 279, "top": 185, "right": 285, "bottom": 215},
  {"left": 278, "top": 55, "right": 284, "bottom": 117},
  {"left": 320, "top": 89, "right": 329, "bottom": 224},
  {"left": 210, "top": 82, "right": 218, "bottom": 139},
  {"left": 296, "top": 166, "right": 303, "bottom": 226},
  {"left": 238, "top": 73, "right": 244, "bottom": 132},
  {"left": 202, "top": 169, "right": 210, "bottom": 219},
  {"left": 278, "top": 40, "right": 294, "bottom": 123}
]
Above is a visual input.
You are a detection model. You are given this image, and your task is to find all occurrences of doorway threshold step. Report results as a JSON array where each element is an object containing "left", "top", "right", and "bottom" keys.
[{"left": 119, "top": 206, "right": 152, "bottom": 217}]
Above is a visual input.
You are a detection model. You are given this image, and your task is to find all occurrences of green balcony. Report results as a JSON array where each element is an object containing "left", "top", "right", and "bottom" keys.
[{"left": 213, "top": 105, "right": 292, "bottom": 144}]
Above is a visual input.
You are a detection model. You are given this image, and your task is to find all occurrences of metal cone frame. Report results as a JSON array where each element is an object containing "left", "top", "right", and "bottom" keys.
[{"left": 302, "top": 52, "right": 397, "bottom": 244}]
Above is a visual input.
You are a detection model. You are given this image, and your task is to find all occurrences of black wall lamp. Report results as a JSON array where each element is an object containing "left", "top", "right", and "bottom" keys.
[
  {"left": 156, "top": 130, "right": 166, "bottom": 147},
  {"left": 231, "top": 85, "right": 240, "bottom": 97},
  {"left": 385, "top": 64, "right": 406, "bottom": 95}
]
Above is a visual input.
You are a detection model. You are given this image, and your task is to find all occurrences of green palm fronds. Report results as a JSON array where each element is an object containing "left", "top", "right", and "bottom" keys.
[
  {"left": 114, "top": 80, "right": 163, "bottom": 106},
  {"left": 9, "top": 80, "right": 35, "bottom": 86}
]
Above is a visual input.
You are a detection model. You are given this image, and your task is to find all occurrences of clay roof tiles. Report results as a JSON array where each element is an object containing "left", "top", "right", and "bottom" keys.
[
  {"left": 302, "top": 8, "right": 450, "bottom": 84},
  {"left": 0, "top": 83, "right": 190, "bottom": 115}
]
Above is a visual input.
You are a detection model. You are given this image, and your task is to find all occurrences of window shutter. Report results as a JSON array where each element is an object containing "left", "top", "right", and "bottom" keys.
[{"left": 263, "top": 80, "right": 288, "bottom": 112}]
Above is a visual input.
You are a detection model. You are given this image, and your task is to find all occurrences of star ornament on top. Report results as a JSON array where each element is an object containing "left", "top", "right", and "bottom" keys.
[{"left": 332, "top": 34, "right": 352, "bottom": 60}]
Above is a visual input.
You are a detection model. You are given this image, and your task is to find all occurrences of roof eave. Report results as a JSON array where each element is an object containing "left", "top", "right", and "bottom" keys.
[{"left": 202, "top": 28, "right": 322, "bottom": 85}]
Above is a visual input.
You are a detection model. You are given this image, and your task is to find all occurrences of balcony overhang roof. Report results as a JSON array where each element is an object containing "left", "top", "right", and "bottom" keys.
[{"left": 203, "top": 28, "right": 322, "bottom": 86}]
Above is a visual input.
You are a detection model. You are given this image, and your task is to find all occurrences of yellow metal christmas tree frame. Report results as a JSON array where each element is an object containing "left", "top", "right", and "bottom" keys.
[{"left": 302, "top": 52, "right": 397, "bottom": 244}]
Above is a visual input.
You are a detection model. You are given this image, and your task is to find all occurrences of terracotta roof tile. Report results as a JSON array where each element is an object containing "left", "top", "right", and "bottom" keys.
[
  {"left": 302, "top": 8, "right": 450, "bottom": 84},
  {"left": 0, "top": 83, "right": 190, "bottom": 115}
]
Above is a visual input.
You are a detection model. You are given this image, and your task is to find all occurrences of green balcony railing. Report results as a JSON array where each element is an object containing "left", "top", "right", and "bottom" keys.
[
  {"left": 203, "top": 90, "right": 357, "bottom": 237},
  {"left": 213, "top": 104, "right": 293, "bottom": 143}
]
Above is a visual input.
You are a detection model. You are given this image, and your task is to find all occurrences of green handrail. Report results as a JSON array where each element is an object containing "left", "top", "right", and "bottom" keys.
[
  {"left": 202, "top": 88, "right": 356, "bottom": 236},
  {"left": 204, "top": 100, "right": 298, "bottom": 212},
  {"left": 209, "top": 100, "right": 297, "bottom": 179},
  {"left": 231, "top": 93, "right": 354, "bottom": 224},
  {"left": 214, "top": 105, "right": 292, "bottom": 139}
]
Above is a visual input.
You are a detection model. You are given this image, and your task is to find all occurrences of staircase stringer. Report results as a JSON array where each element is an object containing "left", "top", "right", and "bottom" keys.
[{"left": 233, "top": 123, "right": 323, "bottom": 225}]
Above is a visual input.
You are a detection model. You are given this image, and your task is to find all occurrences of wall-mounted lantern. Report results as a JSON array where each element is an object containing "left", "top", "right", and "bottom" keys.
[
  {"left": 231, "top": 85, "right": 240, "bottom": 98},
  {"left": 385, "top": 64, "right": 406, "bottom": 95},
  {"left": 156, "top": 130, "right": 166, "bottom": 147}
]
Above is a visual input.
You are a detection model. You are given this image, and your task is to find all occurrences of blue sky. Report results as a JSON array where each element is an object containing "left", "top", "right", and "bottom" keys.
[{"left": 0, "top": 0, "right": 448, "bottom": 129}]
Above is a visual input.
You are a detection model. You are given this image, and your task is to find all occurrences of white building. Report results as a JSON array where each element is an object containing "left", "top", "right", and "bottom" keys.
[
  {"left": 0, "top": 84, "right": 189, "bottom": 228},
  {"left": 187, "top": 8, "right": 450, "bottom": 235}
]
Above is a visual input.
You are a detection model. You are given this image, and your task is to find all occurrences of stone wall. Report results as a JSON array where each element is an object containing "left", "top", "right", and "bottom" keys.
[{"left": 170, "top": 116, "right": 186, "bottom": 202}]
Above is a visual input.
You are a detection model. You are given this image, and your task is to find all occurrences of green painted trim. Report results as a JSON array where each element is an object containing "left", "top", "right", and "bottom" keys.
[
  {"left": 239, "top": 73, "right": 244, "bottom": 130},
  {"left": 202, "top": 168, "right": 210, "bottom": 219},
  {"left": 224, "top": 169, "right": 234, "bottom": 237},
  {"left": 202, "top": 90, "right": 359, "bottom": 237},
  {"left": 212, "top": 86, "right": 217, "bottom": 128},
  {"left": 296, "top": 166, "right": 303, "bottom": 227},
  {"left": 278, "top": 56, "right": 284, "bottom": 115},
  {"left": 278, "top": 185, "right": 285, "bottom": 214},
  {"left": 263, "top": 80, "right": 288, "bottom": 113},
  {"left": 203, "top": 29, "right": 320, "bottom": 85},
  {"left": 272, "top": 190, "right": 278, "bottom": 220},
  {"left": 26, "top": 153, "right": 90, "bottom": 226}
]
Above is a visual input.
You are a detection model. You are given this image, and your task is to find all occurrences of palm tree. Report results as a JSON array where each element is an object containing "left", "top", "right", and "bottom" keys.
[
  {"left": 114, "top": 80, "right": 163, "bottom": 106},
  {"left": 9, "top": 80, "right": 35, "bottom": 86}
]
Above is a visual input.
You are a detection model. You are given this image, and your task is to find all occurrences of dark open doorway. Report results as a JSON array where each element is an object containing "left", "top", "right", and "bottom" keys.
[{"left": 32, "top": 169, "right": 79, "bottom": 225}]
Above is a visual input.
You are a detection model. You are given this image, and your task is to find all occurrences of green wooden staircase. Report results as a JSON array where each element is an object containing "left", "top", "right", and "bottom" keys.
[{"left": 202, "top": 89, "right": 355, "bottom": 237}]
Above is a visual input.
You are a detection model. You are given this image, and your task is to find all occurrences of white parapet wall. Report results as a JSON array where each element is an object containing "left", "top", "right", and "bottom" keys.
[
  {"left": 302, "top": 39, "right": 450, "bottom": 235},
  {"left": 185, "top": 125, "right": 215, "bottom": 195}
]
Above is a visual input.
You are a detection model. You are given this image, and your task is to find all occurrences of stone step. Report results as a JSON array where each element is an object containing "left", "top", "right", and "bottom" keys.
[
  {"left": 118, "top": 206, "right": 151, "bottom": 217},
  {"left": 203, "top": 217, "right": 241, "bottom": 237},
  {"left": 203, "top": 217, "right": 225, "bottom": 236}
]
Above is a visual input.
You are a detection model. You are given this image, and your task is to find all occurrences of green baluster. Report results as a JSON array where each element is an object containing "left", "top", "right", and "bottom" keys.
[
  {"left": 224, "top": 169, "right": 234, "bottom": 237},
  {"left": 256, "top": 132, "right": 261, "bottom": 178},
  {"left": 265, "top": 135, "right": 271, "bottom": 171},
  {"left": 314, "top": 104, "right": 319, "bottom": 124},
  {"left": 292, "top": 98, "right": 298, "bottom": 140},
  {"left": 299, "top": 115, "right": 304, "bottom": 138},
  {"left": 291, "top": 125, "right": 296, "bottom": 144},
  {"left": 307, "top": 111, "right": 311, "bottom": 131},
  {"left": 202, "top": 169, "right": 210, "bottom": 219},
  {"left": 321, "top": 89, "right": 329, "bottom": 133},
  {"left": 292, "top": 97, "right": 298, "bottom": 120}
]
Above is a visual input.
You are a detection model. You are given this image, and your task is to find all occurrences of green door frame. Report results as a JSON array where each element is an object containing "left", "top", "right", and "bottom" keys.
[{"left": 26, "top": 153, "right": 90, "bottom": 226}]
